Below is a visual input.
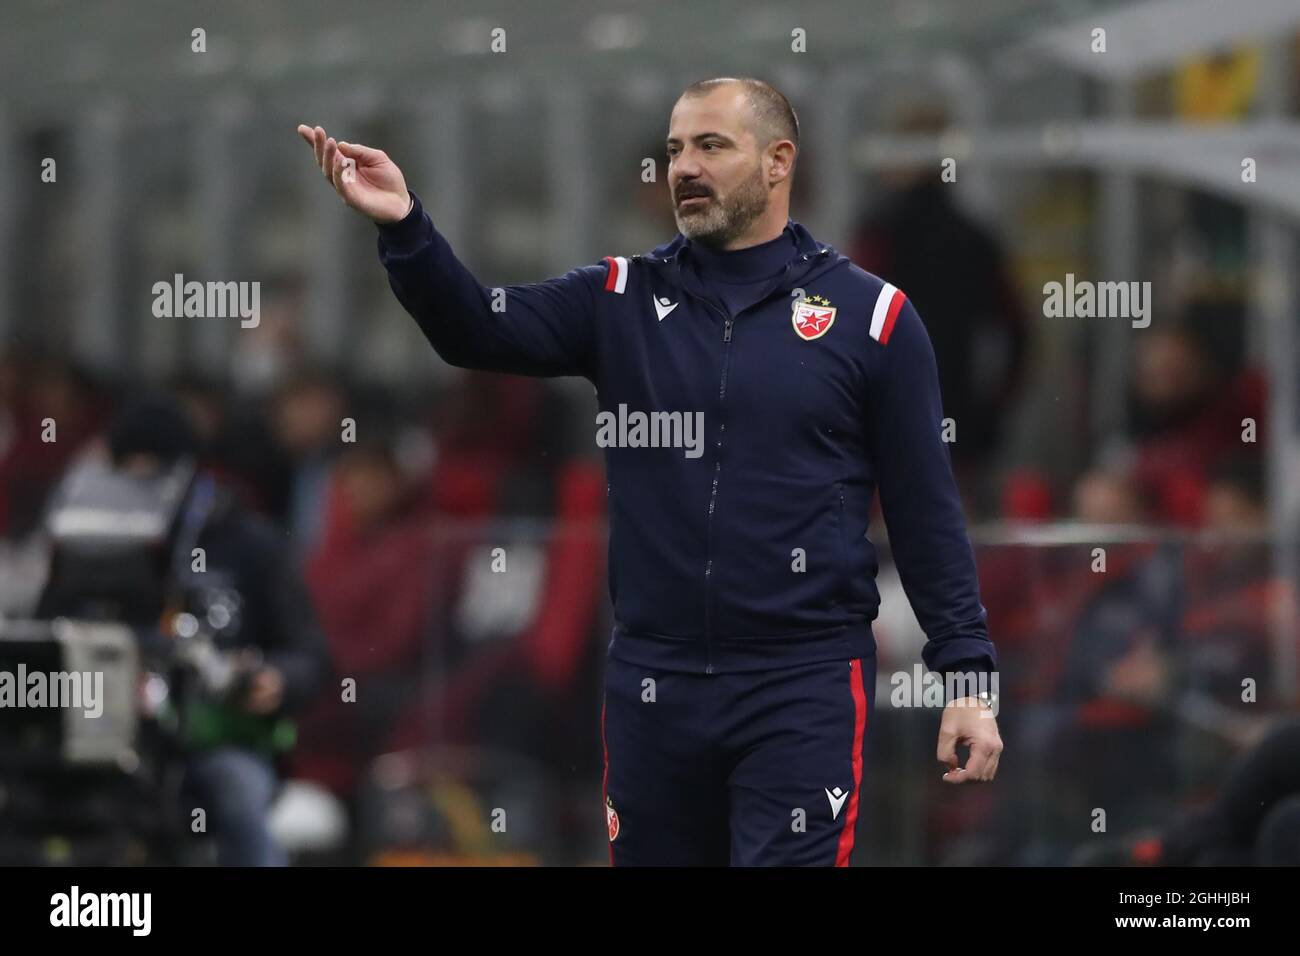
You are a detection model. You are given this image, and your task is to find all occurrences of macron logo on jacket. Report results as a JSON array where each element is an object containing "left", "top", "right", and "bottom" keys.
[{"left": 652, "top": 296, "right": 678, "bottom": 321}]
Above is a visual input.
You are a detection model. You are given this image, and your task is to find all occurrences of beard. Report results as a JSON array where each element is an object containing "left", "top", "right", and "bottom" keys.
[{"left": 673, "top": 163, "right": 770, "bottom": 248}]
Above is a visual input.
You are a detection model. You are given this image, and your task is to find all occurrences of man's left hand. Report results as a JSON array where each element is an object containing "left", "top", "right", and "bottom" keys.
[{"left": 937, "top": 698, "right": 1003, "bottom": 784}]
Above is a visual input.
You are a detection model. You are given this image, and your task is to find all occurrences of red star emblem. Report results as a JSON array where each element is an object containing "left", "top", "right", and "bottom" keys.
[
  {"left": 797, "top": 310, "right": 832, "bottom": 335},
  {"left": 792, "top": 301, "right": 837, "bottom": 340}
]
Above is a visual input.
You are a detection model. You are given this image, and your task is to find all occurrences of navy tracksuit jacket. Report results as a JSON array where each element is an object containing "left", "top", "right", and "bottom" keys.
[{"left": 378, "top": 191, "right": 997, "bottom": 865}]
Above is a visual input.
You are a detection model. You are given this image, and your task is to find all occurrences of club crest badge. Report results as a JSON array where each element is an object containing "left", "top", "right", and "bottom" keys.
[
  {"left": 792, "top": 294, "right": 837, "bottom": 340},
  {"left": 606, "top": 794, "right": 620, "bottom": 842}
]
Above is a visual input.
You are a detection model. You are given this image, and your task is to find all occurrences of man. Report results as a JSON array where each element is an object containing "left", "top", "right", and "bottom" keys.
[
  {"left": 849, "top": 103, "right": 1030, "bottom": 501},
  {"left": 40, "top": 395, "right": 329, "bottom": 864},
  {"left": 298, "top": 76, "right": 1002, "bottom": 866}
]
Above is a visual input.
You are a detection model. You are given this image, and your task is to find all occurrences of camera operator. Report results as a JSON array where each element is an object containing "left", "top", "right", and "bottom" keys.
[{"left": 41, "top": 394, "right": 329, "bottom": 865}]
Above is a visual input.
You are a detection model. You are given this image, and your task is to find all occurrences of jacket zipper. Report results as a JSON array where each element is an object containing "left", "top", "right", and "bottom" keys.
[
  {"left": 674, "top": 249, "right": 832, "bottom": 676},
  {"left": 689, "top": 291, "right": 732, "bottom": 677}
]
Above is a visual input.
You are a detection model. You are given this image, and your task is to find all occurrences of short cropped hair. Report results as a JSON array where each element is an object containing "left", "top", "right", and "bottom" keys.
[{"left": 680, "top": 77, "right": 799, "bottom": 154}]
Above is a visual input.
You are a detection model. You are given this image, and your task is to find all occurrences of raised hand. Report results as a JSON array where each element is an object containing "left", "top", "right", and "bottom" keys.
[{"left": 296, "top": 124, "right": 413, "bottom": 224}]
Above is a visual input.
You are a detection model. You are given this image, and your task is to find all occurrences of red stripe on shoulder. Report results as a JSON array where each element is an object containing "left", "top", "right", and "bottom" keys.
[
  {"left": 878, "top": 289, "right": 907, "bottom": 345},
  {"left": 602, "top": 256, "right": 620, "bottom": 292}
]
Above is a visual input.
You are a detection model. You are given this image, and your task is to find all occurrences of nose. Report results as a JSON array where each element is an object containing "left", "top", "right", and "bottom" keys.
[{"left": 671, "top": 149, "right": 704, "bottom": 182}]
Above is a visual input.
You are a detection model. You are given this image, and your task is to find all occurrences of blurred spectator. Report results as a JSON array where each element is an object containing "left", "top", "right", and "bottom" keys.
[
  {"left": 1048, "top": 472, "right": 1186, "bottom": 832},
  {"left": 170, "top": 372, "right": 291, "bottom": 517},
  {"left": 1071, "top": 468, "right": 1147, "bottom": 525},
  {"left": 1182, "top": 456, "right": 1290, "bottom": 706},
  {"left": 1202, "top": 454, "right": 1268, "bottom": 535},
  {"left": 396, "top": 372, "right": 606, "bottom": 767},
  {"left": 293, "top": 436, "right": 436, "bottom": 798},
  {"left": 850, "top": 104, "right": 1030, "bottom": 506},
  {"left": 422, "top": 372, "right": 591, "bottom": 517},
  {"left": 0, "top": 354, "right": 110, "bottom": 540},
  {"left": 270, "top": 370, "right": 349, "bottom": 556},
  {"left": 1095, "top": 717, "right": 1300, "bottom": 866},
  {"left": 230, "top": 276, "right": 308, "bottom": 397},
  {"left": 1124, "top": 319, "right": 1265, "bottom": 526}
]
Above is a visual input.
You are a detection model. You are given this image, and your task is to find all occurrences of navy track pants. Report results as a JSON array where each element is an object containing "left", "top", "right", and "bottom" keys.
[{"left": 601, "top": 653, "right": 874, "bottom": 866}]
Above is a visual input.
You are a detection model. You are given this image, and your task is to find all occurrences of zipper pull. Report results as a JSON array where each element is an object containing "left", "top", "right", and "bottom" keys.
[{"left": 723, "top": 319, "right": 733, "bottom": 343}]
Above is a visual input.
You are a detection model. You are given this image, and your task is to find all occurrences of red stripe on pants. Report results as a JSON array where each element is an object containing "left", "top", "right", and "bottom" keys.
[{"left": 835, "top": 657, "right": 869, "bottom": 866}]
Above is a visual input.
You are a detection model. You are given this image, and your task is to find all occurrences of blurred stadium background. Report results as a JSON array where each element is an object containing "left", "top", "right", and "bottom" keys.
[{"left": 1, "top": 0, "right": 1299, "bottom": 865}]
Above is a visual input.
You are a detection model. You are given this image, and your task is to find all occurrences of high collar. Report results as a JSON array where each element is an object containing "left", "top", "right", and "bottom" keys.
[
  {"left": 641, "top": 218, "right": 845, "bottom": 308},
  {"left": 686, "top": 226, "right": 799, "bottom": 284},
  {"left": 645, "top": 217, "right": 830, "bottom": 264}
]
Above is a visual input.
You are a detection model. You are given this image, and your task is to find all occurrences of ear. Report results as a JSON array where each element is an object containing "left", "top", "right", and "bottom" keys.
[{"left": 766, "top": 140, "right": 796, "bottom": 186}]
